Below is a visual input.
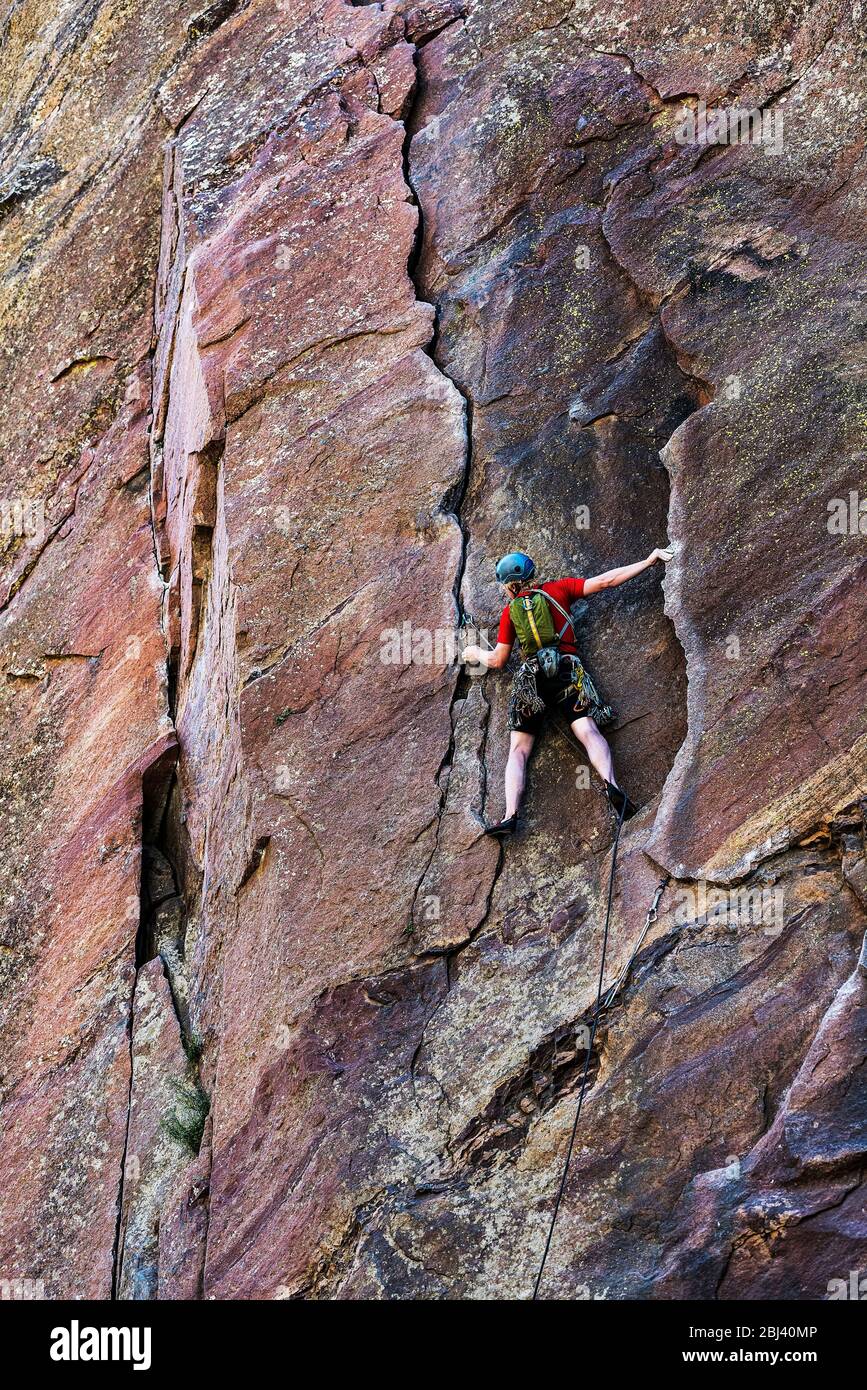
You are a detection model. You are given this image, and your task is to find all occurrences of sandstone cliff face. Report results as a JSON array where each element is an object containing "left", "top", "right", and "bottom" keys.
[{"left": 0, "top": 0, "right": 864, "bottom": 1300}]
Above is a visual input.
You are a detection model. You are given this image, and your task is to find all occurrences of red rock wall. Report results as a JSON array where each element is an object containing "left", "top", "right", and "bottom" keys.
[{"left": 0, "top": 0, "right": 864, "bottom": 1300}]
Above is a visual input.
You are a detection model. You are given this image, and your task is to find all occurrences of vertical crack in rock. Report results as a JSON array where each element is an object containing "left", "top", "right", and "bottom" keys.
[
  {"left": 110, "top": 207, "right": 177, "bottom": 1303},
  {"left": 111, "top": 134, "right": 213, "bottom": 1294},
  {"left": 112, "top": 742, "right": 180, "bottom": 1299},
  {"left": 404, "top": 62, "right": 472, "bottom": 635},
  {"left": 134, "top": 84, "right": 259, "bottom": 1292},
  {"left": 182, "top": 436, "right": 223, "bottom": 693},
  {"left": 593, "top": 172, "right": 715, "bottom": 849},
  {"left": 112, "top": 977, "right": 139, "bottom": 1300},
  {"left": 400, "top": 28, "right": 499, "bottom": 952}
]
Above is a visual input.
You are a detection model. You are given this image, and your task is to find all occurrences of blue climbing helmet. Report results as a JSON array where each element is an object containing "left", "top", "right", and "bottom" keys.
[{"left": 495, "top": 551, "right": 535, "bottom": 585}]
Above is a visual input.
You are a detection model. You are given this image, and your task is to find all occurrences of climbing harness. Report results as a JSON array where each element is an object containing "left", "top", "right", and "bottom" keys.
[
  {"left": 507, "top": 651, "right": 615, "bottom": 732},
  {"left": 531, "top": 834, "right": 670, "bottom": 1300},
  {"left": 511, "top": 590, "right": 615, "bottom": 730}
]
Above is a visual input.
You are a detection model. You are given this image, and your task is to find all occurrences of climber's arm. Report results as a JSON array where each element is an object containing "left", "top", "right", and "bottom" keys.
[
  {"left": 583, "top": 548, "right": 671, "bottom": 596},
  {"left": 462, "top": 640, "right": 512, "bottom": 670}
]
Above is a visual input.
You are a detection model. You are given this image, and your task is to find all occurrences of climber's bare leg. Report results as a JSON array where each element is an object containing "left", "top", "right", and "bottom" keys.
[
  {"left": 504, "top": 731, "right": 534, "bottom": 817},
  {"left": 571, "top": 716, "right": 616, "bottom": 787}
]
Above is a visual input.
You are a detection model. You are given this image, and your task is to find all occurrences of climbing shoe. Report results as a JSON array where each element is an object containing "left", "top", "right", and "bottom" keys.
[
  {"left": 484, "top": 814, "right": 518, "bottom": 838},
  {"left": 605, "top": 782, "right": 637, "bottom": 821}
]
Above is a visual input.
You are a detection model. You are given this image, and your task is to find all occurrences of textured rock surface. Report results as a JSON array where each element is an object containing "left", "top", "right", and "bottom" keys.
[{"left": 0, "top": 0, "right": 864, "bottom": 1300}]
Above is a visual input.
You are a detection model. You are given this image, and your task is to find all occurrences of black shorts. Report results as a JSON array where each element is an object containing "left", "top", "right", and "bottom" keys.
[{"left": 508, "top": 654, "right": 613, "bottom": 736}]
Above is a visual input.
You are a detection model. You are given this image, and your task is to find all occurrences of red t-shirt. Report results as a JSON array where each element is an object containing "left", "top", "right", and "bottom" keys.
[{"left": 497, "top": 578, "right": 585, "bottom": 656}]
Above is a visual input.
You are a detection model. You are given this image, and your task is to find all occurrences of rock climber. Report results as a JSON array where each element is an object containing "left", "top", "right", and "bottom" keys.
[{"left": 461, "top": 548, "right": 673, "bottom": 836}]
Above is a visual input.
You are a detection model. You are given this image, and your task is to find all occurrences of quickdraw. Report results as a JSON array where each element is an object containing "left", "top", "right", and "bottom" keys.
[{"left": 600, "top": 873, "right": 671, "bottom": 1013}]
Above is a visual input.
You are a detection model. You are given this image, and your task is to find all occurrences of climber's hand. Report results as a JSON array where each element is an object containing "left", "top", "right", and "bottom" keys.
[
  {"left": 648, "top": 546, "right": 674, "bottom": 565},
  {"left": 462, "top": 641, "right": 511, "bottom": 670}
]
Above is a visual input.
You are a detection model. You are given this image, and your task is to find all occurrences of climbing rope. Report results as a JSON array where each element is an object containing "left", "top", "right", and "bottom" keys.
[
  {"left": 531, "top": 831, "right": 670, "bottom": 1299},
  {"left": 532, "top": 795, "right": 625, "bottom": 1299},
  {"left": 461, "top": 624, "right": 671, "bottom": 1295}
]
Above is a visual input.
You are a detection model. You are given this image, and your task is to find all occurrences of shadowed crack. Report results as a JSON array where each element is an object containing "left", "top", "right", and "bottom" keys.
[
  {"left": 449, "top": 1011, "right": 604, "bottom": 1175},
  {"left": 396, "top": 30, "right": 503, "bottom": 950}
]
